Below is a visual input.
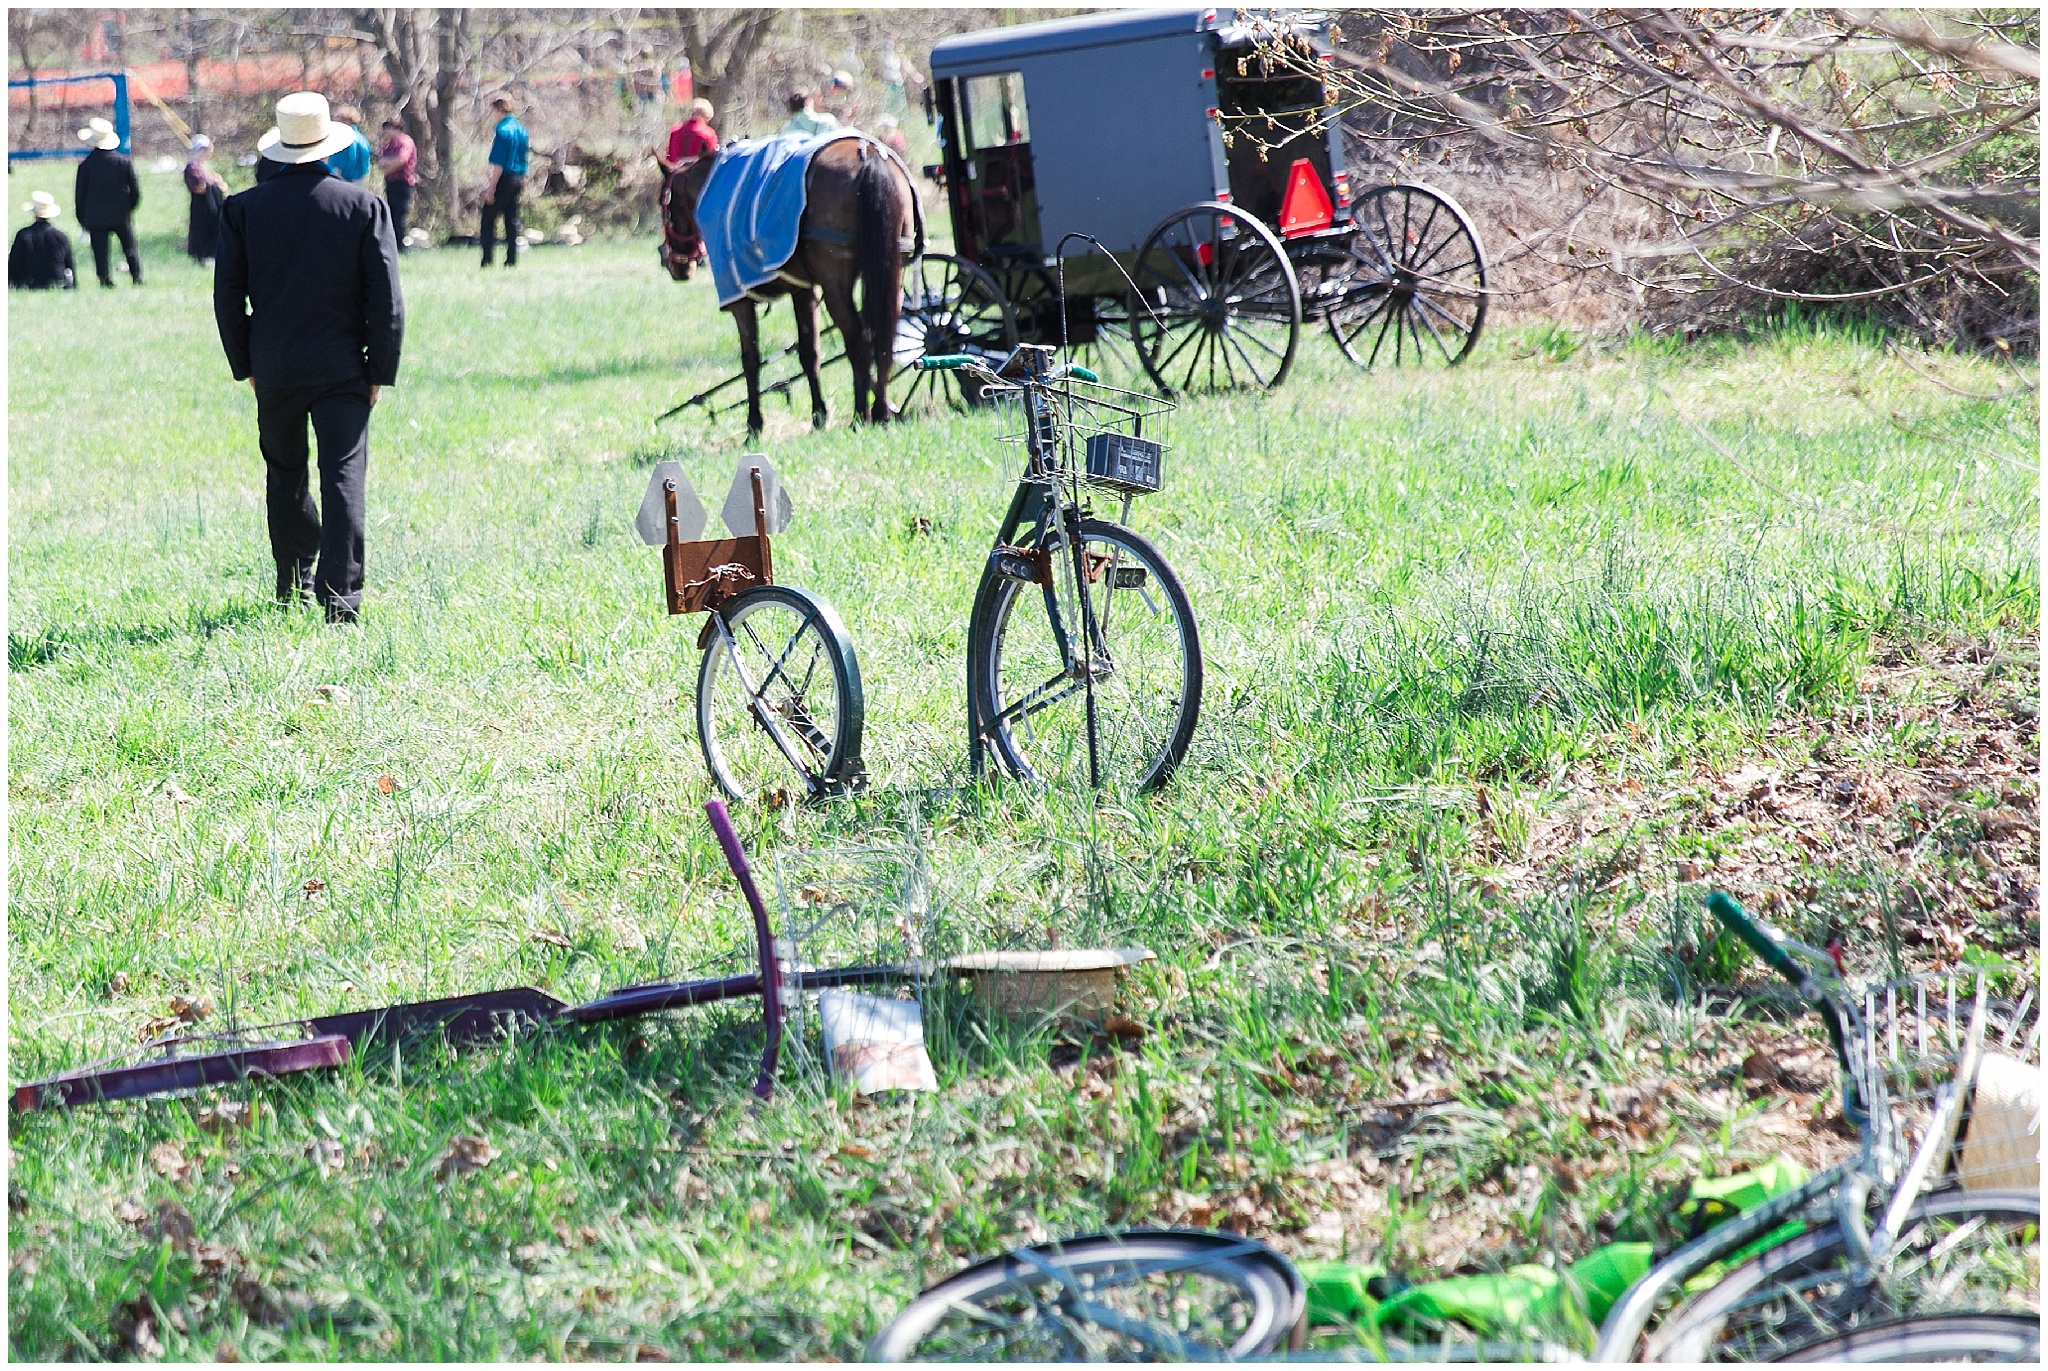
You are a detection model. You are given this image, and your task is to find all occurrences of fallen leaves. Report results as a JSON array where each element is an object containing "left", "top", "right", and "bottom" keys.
[
  {"left": 140, "top": 994, "right": 215, "bottom": 1040},
  {"left": 436, "top": 1134, "right": 500, "bottom": 1180},
  {"left": 306, "top": 1139, "right": 346, "bottom": 1180},
  {"left": 148, "top": 1142, "right": 192, "bottom": 1183},
  {"left": 374, "top": 774, "right": 399, "bottom": 796},
  {"left": 309, "top": 684, "right": 352, "bottom": 707},
  {"left": 113, "top": 1296, "right": 166, "bottom": 1359},
  {"left": 143, "top": 1199, "right": 196, "bottom": 1249},
  {"left": 301, "top": 877, "right": 325, "bottom": 896}
]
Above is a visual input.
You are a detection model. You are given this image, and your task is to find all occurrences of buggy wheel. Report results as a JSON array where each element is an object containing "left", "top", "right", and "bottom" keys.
[
  {"left": 697, "top": 586, "right": 864, "bottom": 805},
  {"left": 1130, "top": 202, "right": 1300, "bottom": 396},
  {"left": 866, "top": 1229, "right": 1304, "bottom": 1362},
  {"left": 1642, "top": 1190, "right": 2042, "bottom": 1363},
  {"left": 1012, "top": 269, "right": 1142, "bottom": 385},
  {"left": 1323, "top": 183, "right": 1488, "bottom": 369},
  {"left": 896, "top": 253, "right": 1018, "bottom": 410},
  {"left": 970, "top": 519, "right": 1201, "bottom": 793}
]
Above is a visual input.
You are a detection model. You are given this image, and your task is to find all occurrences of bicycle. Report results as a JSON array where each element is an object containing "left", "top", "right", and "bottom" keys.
[
  {"left": 1592, "top": 890, "right": 2040, "bottom": 1362},
  {"left": 912, "top": 345, "right": 1203, "bottom": 793},
  {"left": 648, "top": 459, "right": 866, "bottom": 804}
]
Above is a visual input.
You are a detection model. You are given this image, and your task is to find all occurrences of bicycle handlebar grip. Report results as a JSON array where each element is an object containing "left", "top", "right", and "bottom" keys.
[
  {"left": 1067, "top": 365, "right": 1101, "bottom": 383},
  {"left": 914, "top": 354, "right": 973, "bottom": 371},
  {"left": 1705, "top": 889, "right": 1805, "bottom": 988}
]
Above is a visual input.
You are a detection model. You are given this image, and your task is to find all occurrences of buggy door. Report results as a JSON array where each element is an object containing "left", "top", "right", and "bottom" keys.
[
  {"left": 1214, "top": 44, "right": 1344, "bottom": 234},
  {"left": 941, "top": 70, "right": 1042, "bottom": 268}
]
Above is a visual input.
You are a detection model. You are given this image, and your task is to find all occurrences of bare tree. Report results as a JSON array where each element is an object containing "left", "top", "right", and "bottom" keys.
[
  {"left": 672, "top": 8, "right": 781, "bottom": 118},
  {"left": 1235, "top": 8, "right": 2040, "bottom": 348}
]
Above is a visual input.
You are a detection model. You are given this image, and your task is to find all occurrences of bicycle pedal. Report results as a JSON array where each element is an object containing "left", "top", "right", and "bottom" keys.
[
  {"left": 1111, "top": 566, "right": 1148, "bottom": 590},
  {"left": 990, "top": 545, "right": 1051, "bottom": 586}
]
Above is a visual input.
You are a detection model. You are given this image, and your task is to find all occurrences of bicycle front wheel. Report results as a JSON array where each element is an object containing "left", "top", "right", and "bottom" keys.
[
  {"left": 696, "top": 585, "right": 864, "bottom": 804},
  {"left": 866, "top": 1229, "right": 1303, "bottom": 1362},
  {"left": 970, "top": 519, "right": 1201, "bottom": 792},
  {"left": 1644, "top": 1190, "right": 2041, "bottom": 1362}
]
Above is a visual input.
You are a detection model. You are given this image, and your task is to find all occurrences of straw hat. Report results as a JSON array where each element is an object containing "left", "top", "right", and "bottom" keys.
[
  {"left": 256, "top": 92, "right": 358, "bottom": 165},
  {"left": 22, "top": 191, "right": 62, "bottom": 221},
  {"left": 77, "top": 117, "right": 120, "bottom": 151}
]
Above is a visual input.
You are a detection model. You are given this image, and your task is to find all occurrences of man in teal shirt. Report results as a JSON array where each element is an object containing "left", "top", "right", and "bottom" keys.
[
  {"left": 322, "top": 105, "right": 375, "bottom": 183},
  {"left": 480, "top": 94, "right": 529, "bottom": 268}
]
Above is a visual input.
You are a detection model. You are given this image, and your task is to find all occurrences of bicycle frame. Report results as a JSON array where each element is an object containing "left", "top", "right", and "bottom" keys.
[
  {"left": 962, "top": 347, "right": 1114, "bottom": 787},
  {"left": 1590, "top": 891, "right": 2011, "bottom": 1360}
]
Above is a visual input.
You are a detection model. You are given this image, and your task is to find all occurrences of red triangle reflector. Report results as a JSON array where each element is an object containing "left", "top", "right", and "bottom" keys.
[{"left": 1278, "top": 158, "right": 1334, "bottom": 238}]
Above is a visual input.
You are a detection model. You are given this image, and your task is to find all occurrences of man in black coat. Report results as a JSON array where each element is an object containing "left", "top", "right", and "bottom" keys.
[
  {"left": 9, "top": 192, "right": 77, "bottom": 289},
  {"left": 216, "top": 92, "right": 404, "bottom": 623},
  {"left": 74, "top": 118, "right": 142, "bottom": 287}
]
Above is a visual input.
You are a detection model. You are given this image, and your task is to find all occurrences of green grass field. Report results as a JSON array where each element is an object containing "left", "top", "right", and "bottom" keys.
[{"left": 7, "top": 167, "right": 2039, "bottom": 1360}]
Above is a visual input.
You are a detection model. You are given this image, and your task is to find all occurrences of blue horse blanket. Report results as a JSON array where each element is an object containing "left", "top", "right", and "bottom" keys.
[{"left": 699, "top": 131, "right": 853, "bottom": 308}]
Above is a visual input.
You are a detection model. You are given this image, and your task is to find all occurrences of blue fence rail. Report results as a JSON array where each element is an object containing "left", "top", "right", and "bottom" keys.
[{"left": 7, "top": 71, "right": 131, "bottom": 161}]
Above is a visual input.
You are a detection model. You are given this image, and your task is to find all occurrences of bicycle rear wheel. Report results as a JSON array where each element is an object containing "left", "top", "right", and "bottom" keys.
[
  {"left": 1775, "top": 1313, "right": 2042, "bottom": 1362},
  {"left": 866, "top": 1229, "right": 1303, "bottom": 1362},
  {"left": 970, "top": 519, "right": 1201, "bottom": 792},
  {"left": 696, "top": 585, "right": 863, "bottom": 804},
  {"left": 1644, "top": 1190, "right": 2041, "bottom": 1362}
]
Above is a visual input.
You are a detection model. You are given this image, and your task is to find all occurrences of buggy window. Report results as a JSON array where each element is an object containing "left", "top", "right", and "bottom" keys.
[
  {"left": 962, "top": 71, "right": 1031, "bottom": 150},
  {"left": 1214, "top": 46, "right": 1327, "bottom": 117}
]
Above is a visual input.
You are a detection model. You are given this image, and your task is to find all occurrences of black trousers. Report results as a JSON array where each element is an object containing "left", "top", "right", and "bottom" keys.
[
  {"left": 480, "top": 174, "right": 524, "bottom": 265},
  {"left": 256, "top": 379, "right": 372, "bottom": 614},
  {"left": 386, "top": 180, "right": 413, "bottom": 250},
  {"left": 88, "top": 222, "right": 142, "bottom": 285}
]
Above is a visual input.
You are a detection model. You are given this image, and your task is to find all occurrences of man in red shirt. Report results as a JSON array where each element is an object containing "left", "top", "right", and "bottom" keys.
[
  {"left": 658, "top": 98, "right": 718, "bottom": 173},
  {"left": 656, "top": 98, "right": 718, "bottom": 280},
  {"left": 377, "top": 118, "right": 419, "bottom": 250}
]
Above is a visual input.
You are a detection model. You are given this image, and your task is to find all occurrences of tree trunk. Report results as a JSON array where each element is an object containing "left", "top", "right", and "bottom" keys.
[
  {"left": 676, "top": 9, "right": 780, "bottom": 124},
  {"left": 181, "top": 11, "right": 204, "bottom": 136},
  {"left": 11, "top": 12, "right": 40, "bottom": 136},
  {"left": 433, "top": 7, "right": 469, "bottom": 231}
]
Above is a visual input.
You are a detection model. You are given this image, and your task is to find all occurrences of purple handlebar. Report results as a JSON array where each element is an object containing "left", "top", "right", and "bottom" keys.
[{"left": 704, "top": 799, "right": 785, "bottom": 1099}]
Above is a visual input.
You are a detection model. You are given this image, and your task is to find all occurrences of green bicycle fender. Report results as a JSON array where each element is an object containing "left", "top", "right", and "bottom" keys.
[
  {"left": 1373, "top": 1264, "right": 1593, "bottom": 1346},
  {"left": 1680, "top": 1155, "right": 1810, "bottom": 1220},
  {"left": 1299, "top": 1260, "right": 1385, "bottom": 1325},
  {"left": 1567, "top": 1243, "right": 1655, "bottom": 1326}
]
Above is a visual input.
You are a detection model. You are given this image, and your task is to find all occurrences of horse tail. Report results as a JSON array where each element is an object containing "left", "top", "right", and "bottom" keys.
[{"left": 855, "top": 145, "right": 907, "bottom": 379}]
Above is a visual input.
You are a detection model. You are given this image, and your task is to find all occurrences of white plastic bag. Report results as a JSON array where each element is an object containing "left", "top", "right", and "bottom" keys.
[{"left": 816, "top": 990, "right": 935, "bottom": 1094}]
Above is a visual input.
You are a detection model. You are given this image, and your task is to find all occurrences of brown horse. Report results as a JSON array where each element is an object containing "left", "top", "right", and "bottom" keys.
[{"left": 668, "top": 137, "right": 920, "bottom": 436}]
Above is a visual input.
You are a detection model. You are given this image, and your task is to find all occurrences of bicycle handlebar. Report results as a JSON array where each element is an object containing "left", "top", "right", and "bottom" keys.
[
  {"left": 1705, "top": 890, "right": 1808, "bottom": 990},
  {"left": 910, "top": 354, "right": 1101, "bottom": 384}
]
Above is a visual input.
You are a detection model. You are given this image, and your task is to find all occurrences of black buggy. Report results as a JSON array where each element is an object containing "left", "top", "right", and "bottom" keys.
[{"left": 897, "top": 5, "right": 1491, "bottom": 405}]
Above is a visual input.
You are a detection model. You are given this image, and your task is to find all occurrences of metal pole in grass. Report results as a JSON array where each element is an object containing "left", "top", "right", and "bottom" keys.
[{"left": 704, "top": 798, "right": 785, "bottom": 1100}]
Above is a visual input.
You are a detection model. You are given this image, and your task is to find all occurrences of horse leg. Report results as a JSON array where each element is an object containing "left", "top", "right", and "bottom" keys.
[
  {"left": 792, "top": 288, "right": 829, "bottom": 430},
  {"left": 732, "top": 300, "right": 765, "bottom": 438},
  {"left": 818, "top": 280, "right": 872, "bottom": 425}
]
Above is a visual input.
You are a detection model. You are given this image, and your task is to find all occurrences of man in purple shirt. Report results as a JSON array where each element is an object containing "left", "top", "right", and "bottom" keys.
[{"left": 378, "top": 118, "right": 419, "bottom": 250}]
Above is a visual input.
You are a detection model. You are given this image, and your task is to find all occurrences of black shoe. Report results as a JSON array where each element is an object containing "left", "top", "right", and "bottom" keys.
[{"left": 324, "top": 603, "right": 360, "bottom": 625}]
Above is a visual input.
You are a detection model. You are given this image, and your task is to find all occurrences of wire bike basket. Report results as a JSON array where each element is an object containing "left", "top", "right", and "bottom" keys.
[{"left": 990, "top": 374, "right": 1175, "bottom": 496}]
